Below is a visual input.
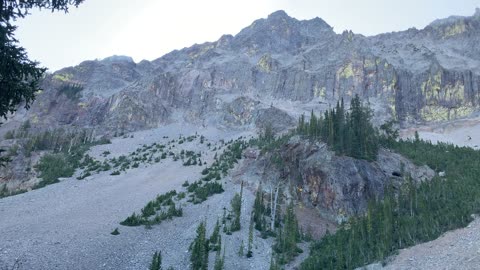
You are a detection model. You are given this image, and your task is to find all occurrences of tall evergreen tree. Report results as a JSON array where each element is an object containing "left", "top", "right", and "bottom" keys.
[
  {"left": 190, "top": 222, "right": 208, "bottom": 270},
  {"left": 213, "top": 241, "right": 225, "bottom": 270},
  {"left": 149, "top": 251, "right": 162, "bottom": 270},
  {"left": 230, "top": 183, "right": 243, "bottom": 232}
]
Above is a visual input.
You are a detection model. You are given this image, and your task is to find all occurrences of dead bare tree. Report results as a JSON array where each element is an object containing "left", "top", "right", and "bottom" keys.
[{"left": 270, "top": 181, "right": 282, "bottom": 231}]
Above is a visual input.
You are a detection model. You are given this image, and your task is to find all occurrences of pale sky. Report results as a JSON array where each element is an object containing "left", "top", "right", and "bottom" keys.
[{"left": 14, "top": 0, "right": 480, "bottom": 71}]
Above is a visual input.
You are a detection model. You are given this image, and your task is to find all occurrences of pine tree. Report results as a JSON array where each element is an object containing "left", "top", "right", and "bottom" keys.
[
  {"left": 230, "top": 183, "right": 243, "bottom": 232},
  {"left": 247, "top": 218, "right": 254, "bottom": 258},
  {"left": 210, "top": 219, "right": 221, "bottom": 251},
  {"left": 150, "top": 251, "right": 162, "bottom": 270},
  {"left": 309, "top": 110, "right": 317, "bottom": 138},
  {"left": 253, "top": 185, "right": 266, "bottom": 232},
  {"left": 213, "top": 242, "right": 225, "bottom": 270},
  {"left": 190, "top": 222, "right": 208, "bottom": 270},
  {"left": 296, "top": 94, "right": 379, "bottom": 161},
  {"left": 269, "top": 252, "right": 281, "bottom": 270}
]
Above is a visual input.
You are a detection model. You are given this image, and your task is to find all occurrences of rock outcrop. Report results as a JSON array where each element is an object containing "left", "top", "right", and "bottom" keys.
[{"left": 245, "top": 136, "right": 434, "bottom": 222}]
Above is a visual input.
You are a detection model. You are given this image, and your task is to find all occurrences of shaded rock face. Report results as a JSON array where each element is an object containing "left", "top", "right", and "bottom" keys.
[
  {"left": 221, "top": 96, "right": 296, "bottom": 132},
  {"left": 8, "top": 9, "right": 480, "bottom": 133},
  {"left": 251, "top": 136, "right": 434, "bottom": 222},
  {"left": 0, "top": 141, "right": 40, "bottom": 193}
]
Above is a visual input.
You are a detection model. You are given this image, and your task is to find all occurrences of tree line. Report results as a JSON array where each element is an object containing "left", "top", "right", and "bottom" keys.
[
  {"left": 301, "top": 135, "right": 480, "bottom": 269},
  {"left": 297, "top": 95, "right": 379, "bottom": 161}
]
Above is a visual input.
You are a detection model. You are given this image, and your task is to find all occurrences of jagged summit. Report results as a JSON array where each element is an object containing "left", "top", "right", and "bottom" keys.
[
  {"left": 267, "top": 10, "right": 290, "bottom": 19},
  {"left": 230, "top": 10, "right": 334, "bottom": 53},
  {"left": 429, "top": 7, "right": 480, "bottom": 27},
  {"left": 102, "top": 55, "right": 135, "bottom": 63}
]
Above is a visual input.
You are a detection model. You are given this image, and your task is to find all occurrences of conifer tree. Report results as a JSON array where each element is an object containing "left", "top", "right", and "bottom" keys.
[
  {"left": 210, "top": 219, "right": 221, "bottom": 251},
  {"left": 230, "top": 183, "right": 243, "bottom": 232},
  {"left": 296, "top": 94, "right": 379, "bottom": 161},
  {"left": 149, "top": 251, "right": 162, "bottom": 270},
  {"left": 247, "top": 218, "right": 254, "bottom": 258},
  {"left": 213, "top": 242, "right": 225, "bottom": 270},
  {"left": 253, "top": 185, "right": 266, "bottom": 232},
  {"left": 190, "top": 222, "right": 208, "bottom": 270}
]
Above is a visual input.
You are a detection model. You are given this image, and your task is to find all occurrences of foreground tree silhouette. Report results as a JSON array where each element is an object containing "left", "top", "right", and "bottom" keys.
[
  {"left": 0, "top": 0, "right": 84, "bottom": 118},
  {"left": 0, "top": 0, "right": 83, "bottom": 165}
]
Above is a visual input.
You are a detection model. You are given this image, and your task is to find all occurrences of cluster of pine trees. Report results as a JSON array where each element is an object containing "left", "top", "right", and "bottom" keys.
[
  {"left": 301, "top": 137, "right": 480, "bottom": 269},
  {"left": 121, "top": 190, "right": 183, "bottom": 227},
  {"left": 297, "top": 95, "right": 379, "bottom": 161},
  {"left": 251, "top": 185, "right": 303, "bottom": 266},
  {"left": 190, "top": 221, "right": 225, "bottom": 270},
  {"left": 229, "top": 183, "right": 243, "bottom": 232},
  {"left": 273, "top": 202, "right": 303, "bottom": 264}
]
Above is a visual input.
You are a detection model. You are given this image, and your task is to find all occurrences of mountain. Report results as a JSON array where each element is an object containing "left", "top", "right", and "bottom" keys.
[
  {"left": 6, "top": 9, "right": 479, "bottom": 134},
  {"left": 2, "top": 9, "right": 480, "bottom": 270}
]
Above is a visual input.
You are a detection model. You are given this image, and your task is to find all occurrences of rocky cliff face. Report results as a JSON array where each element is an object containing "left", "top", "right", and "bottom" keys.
[
  {"left": 5, "top": 9, "right": 480, "bottom": 133},
  {"left": 243, "top": 136, "right": 434, "bottom": 222}
]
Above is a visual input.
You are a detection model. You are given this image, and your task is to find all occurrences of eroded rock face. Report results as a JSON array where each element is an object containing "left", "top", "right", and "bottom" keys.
[
  {"left": 6, "top": 9, "right": 480, "bottom": 134},
  {"left": 250, "top": 136, "right": 434, "bottom": 222},
  {"left": 221, "top": 96, "right": 296, "bottom": 132}
]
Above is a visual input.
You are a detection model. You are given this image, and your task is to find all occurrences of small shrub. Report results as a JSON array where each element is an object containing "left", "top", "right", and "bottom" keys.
[{"left": 35, "top": 153, "right": 74, "bottom": 186}]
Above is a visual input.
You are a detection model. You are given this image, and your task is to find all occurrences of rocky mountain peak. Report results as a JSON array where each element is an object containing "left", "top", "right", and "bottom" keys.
[
  {"left": 231, "top": 10, "right": 334, "bottom": 53},
  {"left": 266, "top": 10, "right": 290, "bottom": 20},
  {"left": 101, "top": 55, "right": 135, "bottom": 64},
  {"left": 475, "top": 7, "right": 480, "bottom": 17}
]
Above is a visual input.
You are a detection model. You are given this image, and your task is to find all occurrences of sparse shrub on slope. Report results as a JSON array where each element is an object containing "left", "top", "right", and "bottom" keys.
[{"left": 34, "top": 153, "right": 75, "bottom": 187}]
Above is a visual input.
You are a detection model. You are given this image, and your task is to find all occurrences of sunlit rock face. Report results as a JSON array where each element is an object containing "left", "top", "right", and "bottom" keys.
[{"left": 13, "top": 9, "right": 480, "bottom": 133}]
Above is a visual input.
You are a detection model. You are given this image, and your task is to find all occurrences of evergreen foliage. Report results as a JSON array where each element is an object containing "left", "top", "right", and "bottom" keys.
[
  {"left": 57, "top": 83, "right": 84, "bottom": 100},
  {"left": 34, "top": 153, "right": 74, "bottom": 187},
  {"left": 301, "top": 137, "right": 480, "bottom": 269},
  {"left": 213, "top": 243, "right": 225, "bottom": 270},
  {"left": 120, "top": 190, "right": 182, "bottom": 227},
  {"left": 297, "top": 95, "right": 379, "bottom": 161},
  {"left": 110, "top": 228, "right": 120, "bottom": 235},
  {"left": 230, "top": 183, "right": 243, "bottom": 232},
  {"left": 187, "top": 181, "right": 224, "bottom": 204},
  {"left": 209, "top": 219, "right": 222, "bottom": 251},
  {"left": 273, "top": 201, "right": 302, "bottom": 264},
  {"left": 269, "top": 252, "right": 282, "bottom": 270},
  {"left": 253, "top": 186, "right": 267, "bottom": 231},
  {"left": 0, "top": 0, "right": 83, "bottom": 123},
  {"left": 247, "top": 218, "right": 254, "bottom": 258},
  {"left": 190, "top": 222, "right": 209, "bottom": 270},
  {"left": 149, "top": 251, "right": 162, "bottom": 270}
]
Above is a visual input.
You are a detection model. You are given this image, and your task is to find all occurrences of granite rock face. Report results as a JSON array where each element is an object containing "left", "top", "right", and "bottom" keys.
[
  {"left": 9, "top": 9, "right": 480, "bottom": 133},
  {"left": 248, "top": 136, "right": 435, "bottom": 222}
]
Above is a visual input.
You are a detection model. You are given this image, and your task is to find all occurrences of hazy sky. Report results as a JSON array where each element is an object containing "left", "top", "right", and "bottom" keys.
[{"left": 14, "top": 0, "right": 480, "bottom": 71}]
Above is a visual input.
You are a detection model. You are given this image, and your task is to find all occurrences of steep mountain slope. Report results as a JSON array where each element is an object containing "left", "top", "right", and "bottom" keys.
[
  {"left": 1, "top": 9, "right": 480, "bottom": 270},
  {"left": 4, "top": 9, "right": 480, "bottom": 134}
]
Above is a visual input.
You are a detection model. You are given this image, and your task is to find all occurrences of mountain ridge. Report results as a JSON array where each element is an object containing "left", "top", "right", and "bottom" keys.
[{"left": 5, "top": 8, "right": 480, "bottom": 135}]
